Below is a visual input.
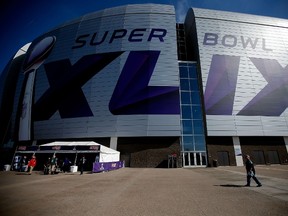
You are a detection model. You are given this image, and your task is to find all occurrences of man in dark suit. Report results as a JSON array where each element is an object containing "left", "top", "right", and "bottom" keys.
[
  {"left": 79, "top": 155, "right": 86, "bottom": 175},
  {"left": 245, "top": 155, "right": 262, "bottom": 187}
]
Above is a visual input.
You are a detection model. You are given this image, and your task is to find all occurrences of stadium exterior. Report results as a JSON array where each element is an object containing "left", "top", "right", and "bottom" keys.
[{"left": 0, "top": 4, "right": 288, "bottom": 168}]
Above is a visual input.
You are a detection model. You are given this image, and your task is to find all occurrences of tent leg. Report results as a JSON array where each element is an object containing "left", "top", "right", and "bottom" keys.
[
  {"left": 74, "top": 152, "right": 78, "bottom": 165},
  {"left": 10, "top": 146, "right": 18, "bottom": 171}
]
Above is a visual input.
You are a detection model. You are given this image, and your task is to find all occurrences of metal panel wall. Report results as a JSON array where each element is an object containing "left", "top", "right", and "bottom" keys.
[
  {"left": 31, "top": 4, "right": 180, "bottom": 139},
  {"left": 190, "top": 8, "right": 288, "bottom": 136}
]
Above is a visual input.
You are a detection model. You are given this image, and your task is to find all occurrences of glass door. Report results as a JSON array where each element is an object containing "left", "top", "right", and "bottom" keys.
[{"left": 183, "top": 151, "right": 207, "bottom": 167}]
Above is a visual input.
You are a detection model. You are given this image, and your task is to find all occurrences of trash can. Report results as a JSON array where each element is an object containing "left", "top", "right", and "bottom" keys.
[
  {"left": 212, "top": 160, "right": 218, "bottom": 167},
  {"left": 70, "top": 165, "right": 78, "bottom": 173},
  {"left": 4, "top": 164, "right": 11, "bottom": 171}
]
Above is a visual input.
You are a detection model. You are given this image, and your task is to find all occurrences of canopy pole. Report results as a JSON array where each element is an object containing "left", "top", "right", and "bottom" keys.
[
  {"left": 10, "top": 146, "right": 18, "bottom": 171},
  {"left": 74, "top": 151, "right": 78, "bottom": 165}
]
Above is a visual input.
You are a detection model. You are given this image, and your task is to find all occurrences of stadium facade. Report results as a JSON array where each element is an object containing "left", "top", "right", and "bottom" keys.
[{"left": 0, "top": 4, "right": 288, "bottom": 168}]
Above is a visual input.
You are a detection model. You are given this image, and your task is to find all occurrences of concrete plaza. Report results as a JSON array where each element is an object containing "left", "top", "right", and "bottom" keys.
[{"left": 0, "top": 165, "right": 287, "bottom": 216}]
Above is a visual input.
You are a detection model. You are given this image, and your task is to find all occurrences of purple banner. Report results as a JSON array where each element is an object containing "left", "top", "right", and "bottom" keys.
[{"left": 92, "top": 161, "right": 124, "bottom": 173}]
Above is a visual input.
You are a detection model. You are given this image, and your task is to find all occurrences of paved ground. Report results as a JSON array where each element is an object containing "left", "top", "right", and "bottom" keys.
[{"left": 0, "top": 165, "right": 287, "bottom": 216}]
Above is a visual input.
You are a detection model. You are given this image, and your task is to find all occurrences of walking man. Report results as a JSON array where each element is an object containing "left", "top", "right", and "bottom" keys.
[{"left": 245, "top": 155, "right": 262, "bottom": 187}]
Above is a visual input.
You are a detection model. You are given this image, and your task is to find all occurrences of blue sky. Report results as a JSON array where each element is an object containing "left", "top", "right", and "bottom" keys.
[{"left": 0, "top": 0, "right": 287, "bottom": 74}]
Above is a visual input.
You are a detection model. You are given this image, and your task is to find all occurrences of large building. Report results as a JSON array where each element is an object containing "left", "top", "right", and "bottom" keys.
[{"left": 0, "top": 4, "right": 287, "bottom": 168}]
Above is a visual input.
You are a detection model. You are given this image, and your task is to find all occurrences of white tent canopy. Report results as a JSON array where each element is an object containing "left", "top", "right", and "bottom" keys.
[
  {"left": 41, "top": 141, "right": 100, "bottom": 146},
  {"left": 15, "top": 141, "right": 120, "bottom": 163},
  {"left": 98, "top": 145, "right": 120, "bottom": 163},
  {"left": 40, "top": 141, "right": 120, "bottom": 163}
]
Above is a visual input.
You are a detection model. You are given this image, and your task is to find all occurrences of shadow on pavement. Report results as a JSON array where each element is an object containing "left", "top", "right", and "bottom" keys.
[
  {"left": 214, "top": 184, "right": 244, "bottom": 187},
  {"left": 15, "top": 173, "right": 30, "bottom": 175}
]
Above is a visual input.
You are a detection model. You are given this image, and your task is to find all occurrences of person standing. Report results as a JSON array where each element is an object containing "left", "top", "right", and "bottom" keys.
[
  {"left": 27, "top": 155, "right": 37, "bottom": 175},
  {"left": 20, "top": 155, "right": 27, "bottom": 172},
  {"left": 245, "top": 155, "right": 262, "bottom": 187},
  {"left": 78, "top": 155, "right": 86, "bottom": 175},
  {"left": 62, "top": 157, "right": 71, "bottom": 173},
  {"left": 50, "top": 155, "right": 58, "bottom": 174},
  {"left": 44, "top": 157, "right": 51, "bottom": 175}
]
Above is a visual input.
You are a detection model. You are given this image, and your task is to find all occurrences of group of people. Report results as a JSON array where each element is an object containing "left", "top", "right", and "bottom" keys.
[
  {"left": 44, "top": 155, "right": 60, "bottom": 175},
  {"left": 16, "top": 154, "right": 87, "bottom": 175},
  {"left": 43, "top": 155, "right": 87, "bottom": 175},
  {"left": 44, "top": 155, "right": 76, "bottom": 174},
  {"left": 17, "top": 155, "right": 37, "bottom": 175}
]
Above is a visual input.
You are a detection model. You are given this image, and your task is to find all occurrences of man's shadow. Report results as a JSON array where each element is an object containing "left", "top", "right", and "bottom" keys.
[
  {"left": 215, "top": 184, "right": 244, "bottom": 187},
  {"left": 15, "top": 172, "right": 30, "bottom": 175}
]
